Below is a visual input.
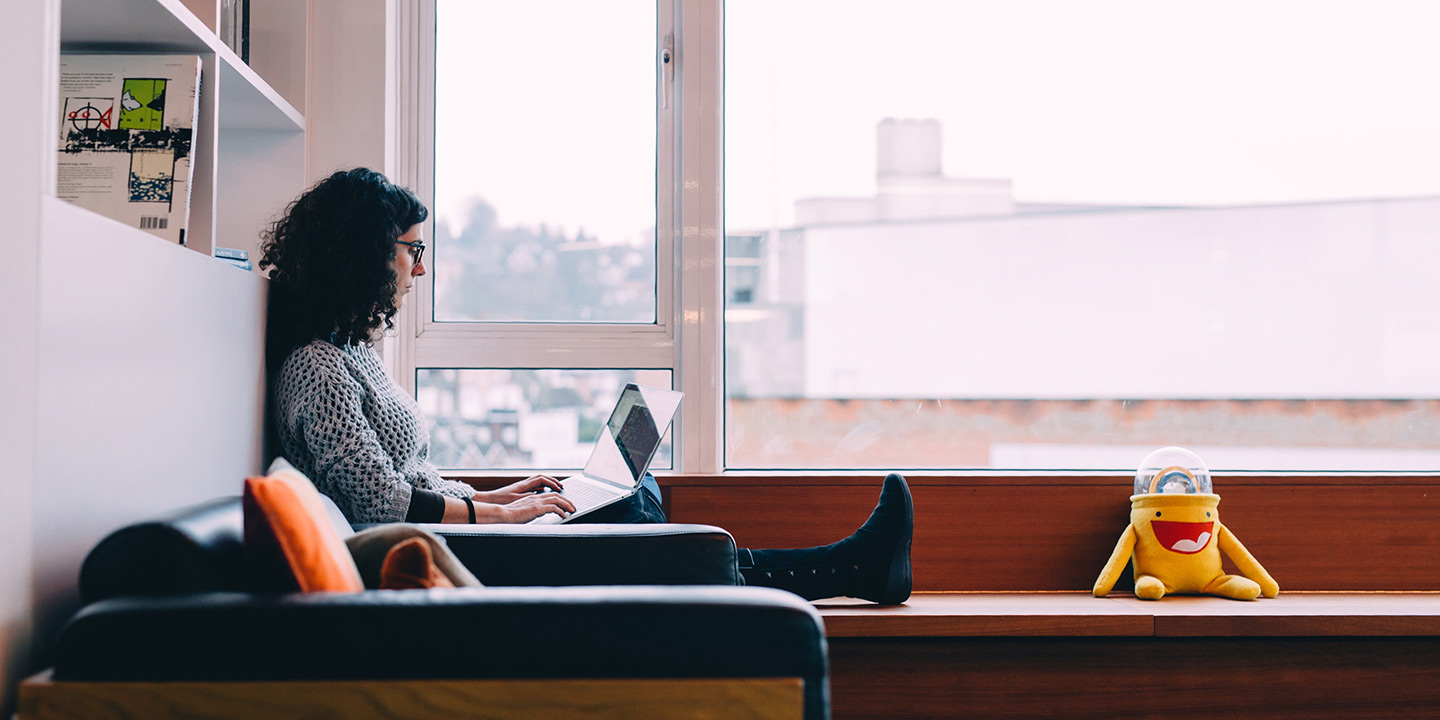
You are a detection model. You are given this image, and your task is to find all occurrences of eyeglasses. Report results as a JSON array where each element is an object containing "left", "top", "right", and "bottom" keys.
[{"left": 395, "top": 239, "right": 425, "bottom": 265}]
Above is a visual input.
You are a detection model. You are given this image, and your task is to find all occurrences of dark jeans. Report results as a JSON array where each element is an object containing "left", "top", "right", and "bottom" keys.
[{"left": 569, "top": 473, "right": 667, "bottom": 524}]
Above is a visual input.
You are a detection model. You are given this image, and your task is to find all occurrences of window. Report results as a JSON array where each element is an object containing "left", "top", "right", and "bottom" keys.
[
  {"left": 404, "top": 0, "right": 699, "bottom": 472},
  {"left": 431, "top": 0, "right": 658, "bottom": 324},
  {"left": 412, "top": 0, "right": 1440, "bottom": 474},
  {"left": 418, "top": 368, "right": 674, "bottom": 470},
  {"left": 722, "top": 0, "right": 1440, "bottom": 470}
]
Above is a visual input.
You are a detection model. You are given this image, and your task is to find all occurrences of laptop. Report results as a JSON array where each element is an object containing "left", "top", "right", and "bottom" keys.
[{"left": 526, "top": 383, "right": 683, "bottom": 524}]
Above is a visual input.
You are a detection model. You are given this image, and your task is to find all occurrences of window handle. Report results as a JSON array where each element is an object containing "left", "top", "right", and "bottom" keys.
[{"left": 661, "top": 33, "right": 674, "bottom": 109}]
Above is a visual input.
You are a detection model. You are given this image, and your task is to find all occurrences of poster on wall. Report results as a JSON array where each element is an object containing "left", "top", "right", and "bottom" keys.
[{"left": 57, "top": 54, "right": 202, "bottom": 246}]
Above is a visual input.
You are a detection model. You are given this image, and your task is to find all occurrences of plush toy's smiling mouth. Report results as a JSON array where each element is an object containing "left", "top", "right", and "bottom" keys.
[{"left": 1151, "top": 520, "right": 1214, "bottom": 554}]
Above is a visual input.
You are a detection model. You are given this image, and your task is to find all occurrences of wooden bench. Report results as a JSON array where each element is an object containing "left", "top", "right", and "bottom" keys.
[
  {"left": 815, "top": 592, "right": 1440, "bottom": 720},
  {"left": 18, "top": 675, "right": 804, "bottom": 720}
]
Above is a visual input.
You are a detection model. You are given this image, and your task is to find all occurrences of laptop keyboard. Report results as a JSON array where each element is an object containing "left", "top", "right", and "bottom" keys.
[
  {"left": 561, "top": 478, "right": 621, "bottom": 510},
  {"left": 527, "top": 477, "right": 626, "bottom": 525}
]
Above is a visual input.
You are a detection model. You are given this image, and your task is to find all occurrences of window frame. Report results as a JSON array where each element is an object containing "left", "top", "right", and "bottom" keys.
[
  {"left": 395, "top": 0, "right": 723, "bottom": 474},
  {"left": 398, "top": 1, "right": 1438, "bottom": 480}
]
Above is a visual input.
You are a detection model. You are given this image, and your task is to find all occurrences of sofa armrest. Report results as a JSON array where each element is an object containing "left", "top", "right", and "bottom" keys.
[
  {"left": 53, "top": 586, "right": 828, "bottom": 720},
  {"left": 79, "top": 497, "right": 248, "bottom": 603},
  {"left": 403, "top": 523, "right": 742, "bottom": 587}
]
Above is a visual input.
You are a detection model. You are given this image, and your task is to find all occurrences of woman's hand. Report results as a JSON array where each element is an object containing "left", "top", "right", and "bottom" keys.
[
  {"left": 493, "top": 492, "right": 577, "bottom": 523},
  {"left": 473, "top": 475, "right": 564, "bottom": 505}
]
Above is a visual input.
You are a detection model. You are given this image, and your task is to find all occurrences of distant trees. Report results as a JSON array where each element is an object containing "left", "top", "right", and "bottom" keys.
[{"left": 434, "top": 197, "right": 655, "bottom": 322}]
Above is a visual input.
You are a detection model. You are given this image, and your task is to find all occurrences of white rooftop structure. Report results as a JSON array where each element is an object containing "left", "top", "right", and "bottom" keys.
[{"left": 727, "top": 120, "right": 1440, "bottom": 401}]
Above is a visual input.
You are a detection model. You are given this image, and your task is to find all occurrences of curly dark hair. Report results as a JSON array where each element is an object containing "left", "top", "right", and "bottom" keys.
[{"left": 260, "top": 168, "right": 428, "bottom": 350}]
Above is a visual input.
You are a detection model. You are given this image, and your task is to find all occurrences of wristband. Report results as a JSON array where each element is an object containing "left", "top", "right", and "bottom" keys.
[{"left": 464, "top": 497, "right": 476, "bottom": 524}]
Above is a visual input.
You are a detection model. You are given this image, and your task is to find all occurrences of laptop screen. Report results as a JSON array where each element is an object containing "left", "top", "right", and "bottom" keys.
[{"left": 583, "top": 383, "right": 682, "bottom": 486}]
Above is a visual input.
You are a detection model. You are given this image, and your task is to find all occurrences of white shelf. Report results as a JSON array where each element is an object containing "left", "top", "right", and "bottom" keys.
[
  {"left": 216, "top": 43, "right": 304, "bottom": 131},
  {"left": 60, "top": 0, "right": 213, "bottom": 49},
  {"left": 61, "top": 0, "right": 303, "bottom": 131}
]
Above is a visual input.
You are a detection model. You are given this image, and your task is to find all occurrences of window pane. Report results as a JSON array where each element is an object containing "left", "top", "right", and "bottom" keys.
[
  {"left": 433, "top": 1, "right": 657, "bottom": 323},
  {"left": 724, "top": 0, "right": 1440, "bottom": 470},
  {"left": 418, "top": 369, "right": 674, "bottom": 471}
]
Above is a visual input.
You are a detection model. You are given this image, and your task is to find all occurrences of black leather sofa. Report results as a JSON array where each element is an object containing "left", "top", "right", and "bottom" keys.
[{"left": 28, "top": 496, "right": 830, "bottom": 720}]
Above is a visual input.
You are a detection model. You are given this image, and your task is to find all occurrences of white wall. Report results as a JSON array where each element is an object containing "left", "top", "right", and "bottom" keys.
[
  {"left": 0, "top": 0, "right": 55, "bottom": 713},
  {"left": 29, "top": 202, "right": 268, "bottom": 661},
  {"left": 0, "top": 1, "right": 54, "bottom": 708},
  {"left": 307, "top": 0, "right": 389, "bottom": 181},
  {"left": 217, "top": 129, "right": 308, "bottom": 255}
]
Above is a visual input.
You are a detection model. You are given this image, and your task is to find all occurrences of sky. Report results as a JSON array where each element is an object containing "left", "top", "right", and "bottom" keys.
[{"left": 435, "top": 0, "right": 1440, "bottom": 244}]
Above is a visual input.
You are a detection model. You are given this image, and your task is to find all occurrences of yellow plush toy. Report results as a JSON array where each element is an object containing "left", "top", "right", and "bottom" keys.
[{"left": 1093, "top": 446, "right": 1278, "bottom": 601}]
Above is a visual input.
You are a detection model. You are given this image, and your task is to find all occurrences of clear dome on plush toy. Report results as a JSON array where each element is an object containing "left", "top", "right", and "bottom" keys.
[{"left": 1133, "top": 446, "right": 1213, "bottom": 495}]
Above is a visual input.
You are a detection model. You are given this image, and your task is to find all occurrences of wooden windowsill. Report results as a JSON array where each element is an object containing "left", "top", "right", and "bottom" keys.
[
  {"left": 815, "top": 592, "right": 1440, "bottom": 639},
  {"left": 449, "top": 472, "right": 1440, "bottom": 489}
]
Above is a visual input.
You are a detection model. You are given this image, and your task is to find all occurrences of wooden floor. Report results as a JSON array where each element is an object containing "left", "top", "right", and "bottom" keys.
[{"left": 816, "top": 592, "right": 1440, "bottom": 720}]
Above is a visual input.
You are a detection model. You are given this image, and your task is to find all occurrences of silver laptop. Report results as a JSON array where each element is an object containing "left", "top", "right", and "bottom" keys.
[{"left": 527, "top": 383, "right": 683, "bottom": 524}]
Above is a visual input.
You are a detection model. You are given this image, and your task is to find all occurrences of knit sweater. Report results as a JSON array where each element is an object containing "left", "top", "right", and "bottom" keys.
[{"left": 273, "top": 339, "right": 475, "bottom": 523}]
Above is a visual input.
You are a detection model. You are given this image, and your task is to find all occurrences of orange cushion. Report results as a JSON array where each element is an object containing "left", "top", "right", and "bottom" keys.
[
  {"left": 243, "top": 462, "right": 364, "bottom": 594},
  {"left": 379, "top": 536, "right": 456, "bottom": 590}
]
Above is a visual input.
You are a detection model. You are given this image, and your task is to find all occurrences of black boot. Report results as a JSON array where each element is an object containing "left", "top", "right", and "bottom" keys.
[{"left": 739, "top": 473, "right": 913, "bottom": 604}]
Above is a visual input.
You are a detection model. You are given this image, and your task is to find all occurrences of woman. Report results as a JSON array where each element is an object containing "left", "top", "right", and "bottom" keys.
[{"left": 262, "top": 168, "right": 913, "bottom": 604}]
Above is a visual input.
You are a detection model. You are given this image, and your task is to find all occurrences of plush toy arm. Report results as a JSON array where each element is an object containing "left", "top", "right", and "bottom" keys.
[
  {"left": 1093, "top": 524, "right": 1137, "bottom": 597},
  {"left": 1218, "top": 523, "right": 1279, "bottom": 598}
]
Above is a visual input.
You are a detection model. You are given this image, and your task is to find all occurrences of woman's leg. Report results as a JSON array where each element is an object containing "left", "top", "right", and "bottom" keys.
[{"left": 738, "top": 473, "right": 913, "bottom": 605}]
